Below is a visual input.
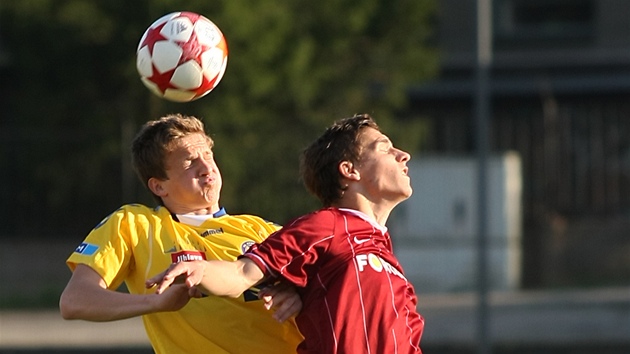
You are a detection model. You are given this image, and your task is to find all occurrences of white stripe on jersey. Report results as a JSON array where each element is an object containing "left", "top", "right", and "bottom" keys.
[
  {"left": 278, "top": 234, "right": 335, "bottom": 275},
  {"left": 405, "top": 286, "right": 422, "bottom": 351},
  {"left": 345, "top": 214, "right": 380, "bottom": 354},
  {"left": 318, "top": 273, "right": 338, "bottom": 352}
]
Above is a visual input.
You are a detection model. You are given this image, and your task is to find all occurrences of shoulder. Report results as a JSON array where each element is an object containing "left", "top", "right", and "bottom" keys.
[
  {"left": 93, "top": 204, "right": 165, "bottom": 229},
  {"left": 115, "top": 204, "right": 168, "bottom": 221},
  {"left": 214, "top": 214, "right": 281, "bottom": 241},
  {"left": 113, "top": 203, "right": 161, "bottom": 215}
]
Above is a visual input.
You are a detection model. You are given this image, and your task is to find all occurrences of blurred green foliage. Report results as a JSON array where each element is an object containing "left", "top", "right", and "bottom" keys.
[{"left": 0, "top": 0, "right": 437, "bottom": 238}]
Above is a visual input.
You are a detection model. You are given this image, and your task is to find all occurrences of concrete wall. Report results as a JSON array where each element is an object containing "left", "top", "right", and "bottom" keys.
[{"left": 389, "top": 153, "right": 522, "bottom": 293}]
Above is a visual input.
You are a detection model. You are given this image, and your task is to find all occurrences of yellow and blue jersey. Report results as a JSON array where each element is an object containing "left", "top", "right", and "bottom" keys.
[{"left": 66, "top": 204, "right": 303, "bottom": 354}]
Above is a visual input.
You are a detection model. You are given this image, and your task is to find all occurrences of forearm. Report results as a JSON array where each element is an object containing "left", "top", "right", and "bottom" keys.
[
  {"left": 149, "top": 258, "right": 265, "bottom": 298},
  {"left": 60, "top": 284, "right": 158, "bottom": 321},
  {"left": 60, "top": 264, "right": 182, "bottom": 322},
  {"left": 195, "top": 259, "right": 264, "bottom": 298}
]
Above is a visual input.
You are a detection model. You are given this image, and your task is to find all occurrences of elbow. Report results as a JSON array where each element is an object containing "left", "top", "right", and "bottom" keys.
[
  {"left": 59, "top": 308, "right": 76, "bottom": 320},
  {"left": 59, "top": 291, "right": 80, "bottom": 320}
]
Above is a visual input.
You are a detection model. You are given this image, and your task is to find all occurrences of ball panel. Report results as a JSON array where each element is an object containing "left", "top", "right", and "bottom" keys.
[
  {"left": 136, "top": 46, "right": 154, "bottom": 77},
  {"left": 152, "top": 41, "right": 183, "bottom": 73},
  {"left": 164, "top": 88, "right": 198, "bottom": 102},
  {"left": 160, "top": 16, "right": 194, "bottom": 42},
  {"left": 213, "top": 58, "right": 228, "bottom": 87},
  {"left": 193, "top": 19, "right": 223, "bottom": 47},
  {"left": 171, "top": 61, "right": 203, "bottom": 89},
  {"left": 201, "top": 47, "right": 226, "bottom": 80}
]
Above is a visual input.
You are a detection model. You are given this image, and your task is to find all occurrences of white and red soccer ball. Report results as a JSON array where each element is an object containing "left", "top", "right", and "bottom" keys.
[{"left": 136, "top": 12, "right": 228, "bottom": 102}]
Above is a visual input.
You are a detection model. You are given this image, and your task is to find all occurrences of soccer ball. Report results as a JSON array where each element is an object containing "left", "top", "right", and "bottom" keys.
[{"left": 136, "top": 12, "right": 228, "bottom": 102}]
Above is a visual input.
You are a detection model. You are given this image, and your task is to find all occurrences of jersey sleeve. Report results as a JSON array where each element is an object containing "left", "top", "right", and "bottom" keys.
[
  {"left": 243, "top": 210, "right": 336, "bottom": 287},
  {"left": 65, "top": 206, "right": 136, "bottom": 289}
]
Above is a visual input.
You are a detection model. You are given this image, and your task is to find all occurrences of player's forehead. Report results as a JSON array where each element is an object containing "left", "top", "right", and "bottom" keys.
[
  {"left": 168, "top": 133, "right": 212, "bottom": 155},
  {"left": 358, "top": 127, "right": 391, "bottom": 149}
]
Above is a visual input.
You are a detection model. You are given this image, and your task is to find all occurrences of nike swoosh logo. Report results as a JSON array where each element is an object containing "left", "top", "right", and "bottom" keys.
[{"left": 354, "top": 236, "right": 371, "bottom": 244}]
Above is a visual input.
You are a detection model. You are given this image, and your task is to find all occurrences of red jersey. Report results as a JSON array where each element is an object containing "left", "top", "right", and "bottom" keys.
[{"left": 244, "top": 207, "right": 424, "bottom": 354}]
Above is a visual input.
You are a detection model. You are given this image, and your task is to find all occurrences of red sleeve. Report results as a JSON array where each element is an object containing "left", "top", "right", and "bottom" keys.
[{"left": 244, "top": 210, "right": 336, "bottom": 287}]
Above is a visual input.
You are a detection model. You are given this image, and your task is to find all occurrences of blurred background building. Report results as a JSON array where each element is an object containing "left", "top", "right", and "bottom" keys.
[
  {"left": 390, "top": 1, "right": 630, "bottom": 352},
  {"left": 399, "top": 0, "right": 630, "bottom": 291}
]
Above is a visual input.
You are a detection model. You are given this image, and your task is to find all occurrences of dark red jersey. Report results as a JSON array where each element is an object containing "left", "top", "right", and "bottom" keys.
[{"left": 245, "top": 207, "right": 424, "bottom": 354}]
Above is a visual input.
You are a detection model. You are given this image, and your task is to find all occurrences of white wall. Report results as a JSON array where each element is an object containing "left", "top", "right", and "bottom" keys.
[{"left": 389, "top": 152, "right": 522, "bottom": 293}]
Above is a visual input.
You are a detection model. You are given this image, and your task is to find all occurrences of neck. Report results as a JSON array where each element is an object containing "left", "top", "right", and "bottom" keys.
[
  {"left": 334, "top": 194, "right": 395, "bottom": 227},
  {"left": 185, "top": 207, "right": 220, "bottom": 216},
  {"left": 165, "top": 202, "right": 220, "bottom": 216}
]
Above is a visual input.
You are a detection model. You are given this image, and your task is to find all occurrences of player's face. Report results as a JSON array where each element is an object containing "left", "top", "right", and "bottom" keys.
[
  {"left": 157, "top": 133, "right": 223, "bottom": 214},
  {"left": 354, "top": 127, "right": 412, "bottom": 204}
]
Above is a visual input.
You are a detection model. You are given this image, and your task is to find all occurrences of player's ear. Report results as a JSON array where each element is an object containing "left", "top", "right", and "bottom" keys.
[
  {"left": 339, "top": 161, "right": 360, "bottom": 181},
  {"left": 148, "top": 177, "right": 167, "bottom": 197}
]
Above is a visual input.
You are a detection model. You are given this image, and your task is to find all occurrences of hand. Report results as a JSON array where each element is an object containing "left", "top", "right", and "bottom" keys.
[
  {"left": 258, "top": 281, "right": 302, "bottom": 323},
  {"left": 146, "top": 260, "right": 207, "bottom": 294},
  {"left": 152, "top": 283, "right": 202, "bottom": 312}
]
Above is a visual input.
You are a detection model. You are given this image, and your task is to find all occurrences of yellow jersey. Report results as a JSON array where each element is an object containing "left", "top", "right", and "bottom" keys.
[{"left": 66, "top": 204, "right": 303, "bottom": 354}]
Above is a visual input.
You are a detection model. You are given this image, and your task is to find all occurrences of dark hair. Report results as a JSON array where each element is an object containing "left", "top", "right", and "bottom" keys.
[
  {"left": 300, "top": 113, "right": 379, "bottom": 206},
  {"left": 131, "top": 113, "right": 213, "bottom": 203}
]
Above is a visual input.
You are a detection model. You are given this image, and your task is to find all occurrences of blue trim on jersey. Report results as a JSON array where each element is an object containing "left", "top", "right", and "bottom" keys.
[
  {"left": 75, "top": 242, "right": 99, "bottom": 255},
  {"left": 213, "top": 207, "right": 227, "bottom": 217}
]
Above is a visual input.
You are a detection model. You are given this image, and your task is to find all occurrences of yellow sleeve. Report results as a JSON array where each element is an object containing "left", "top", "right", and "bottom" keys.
[{"left": 66, "top": 205, "right": 138, "bottom": 289}]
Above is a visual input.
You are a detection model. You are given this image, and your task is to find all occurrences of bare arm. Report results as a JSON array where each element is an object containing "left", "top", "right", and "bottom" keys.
[
  {"left": 146, "top": 258, "right": 265, "bottom": 298},
  {"left": 59, "top": 264, "right": 197, "bottom": 322}
]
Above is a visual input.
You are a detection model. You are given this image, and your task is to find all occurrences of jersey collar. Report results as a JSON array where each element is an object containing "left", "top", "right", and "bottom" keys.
[
  {"left": 172, "top": 207, "right": 227, "bottom": 226},
  {"left": 337, "top": 208, "right": 388, "bottom": 234}
]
